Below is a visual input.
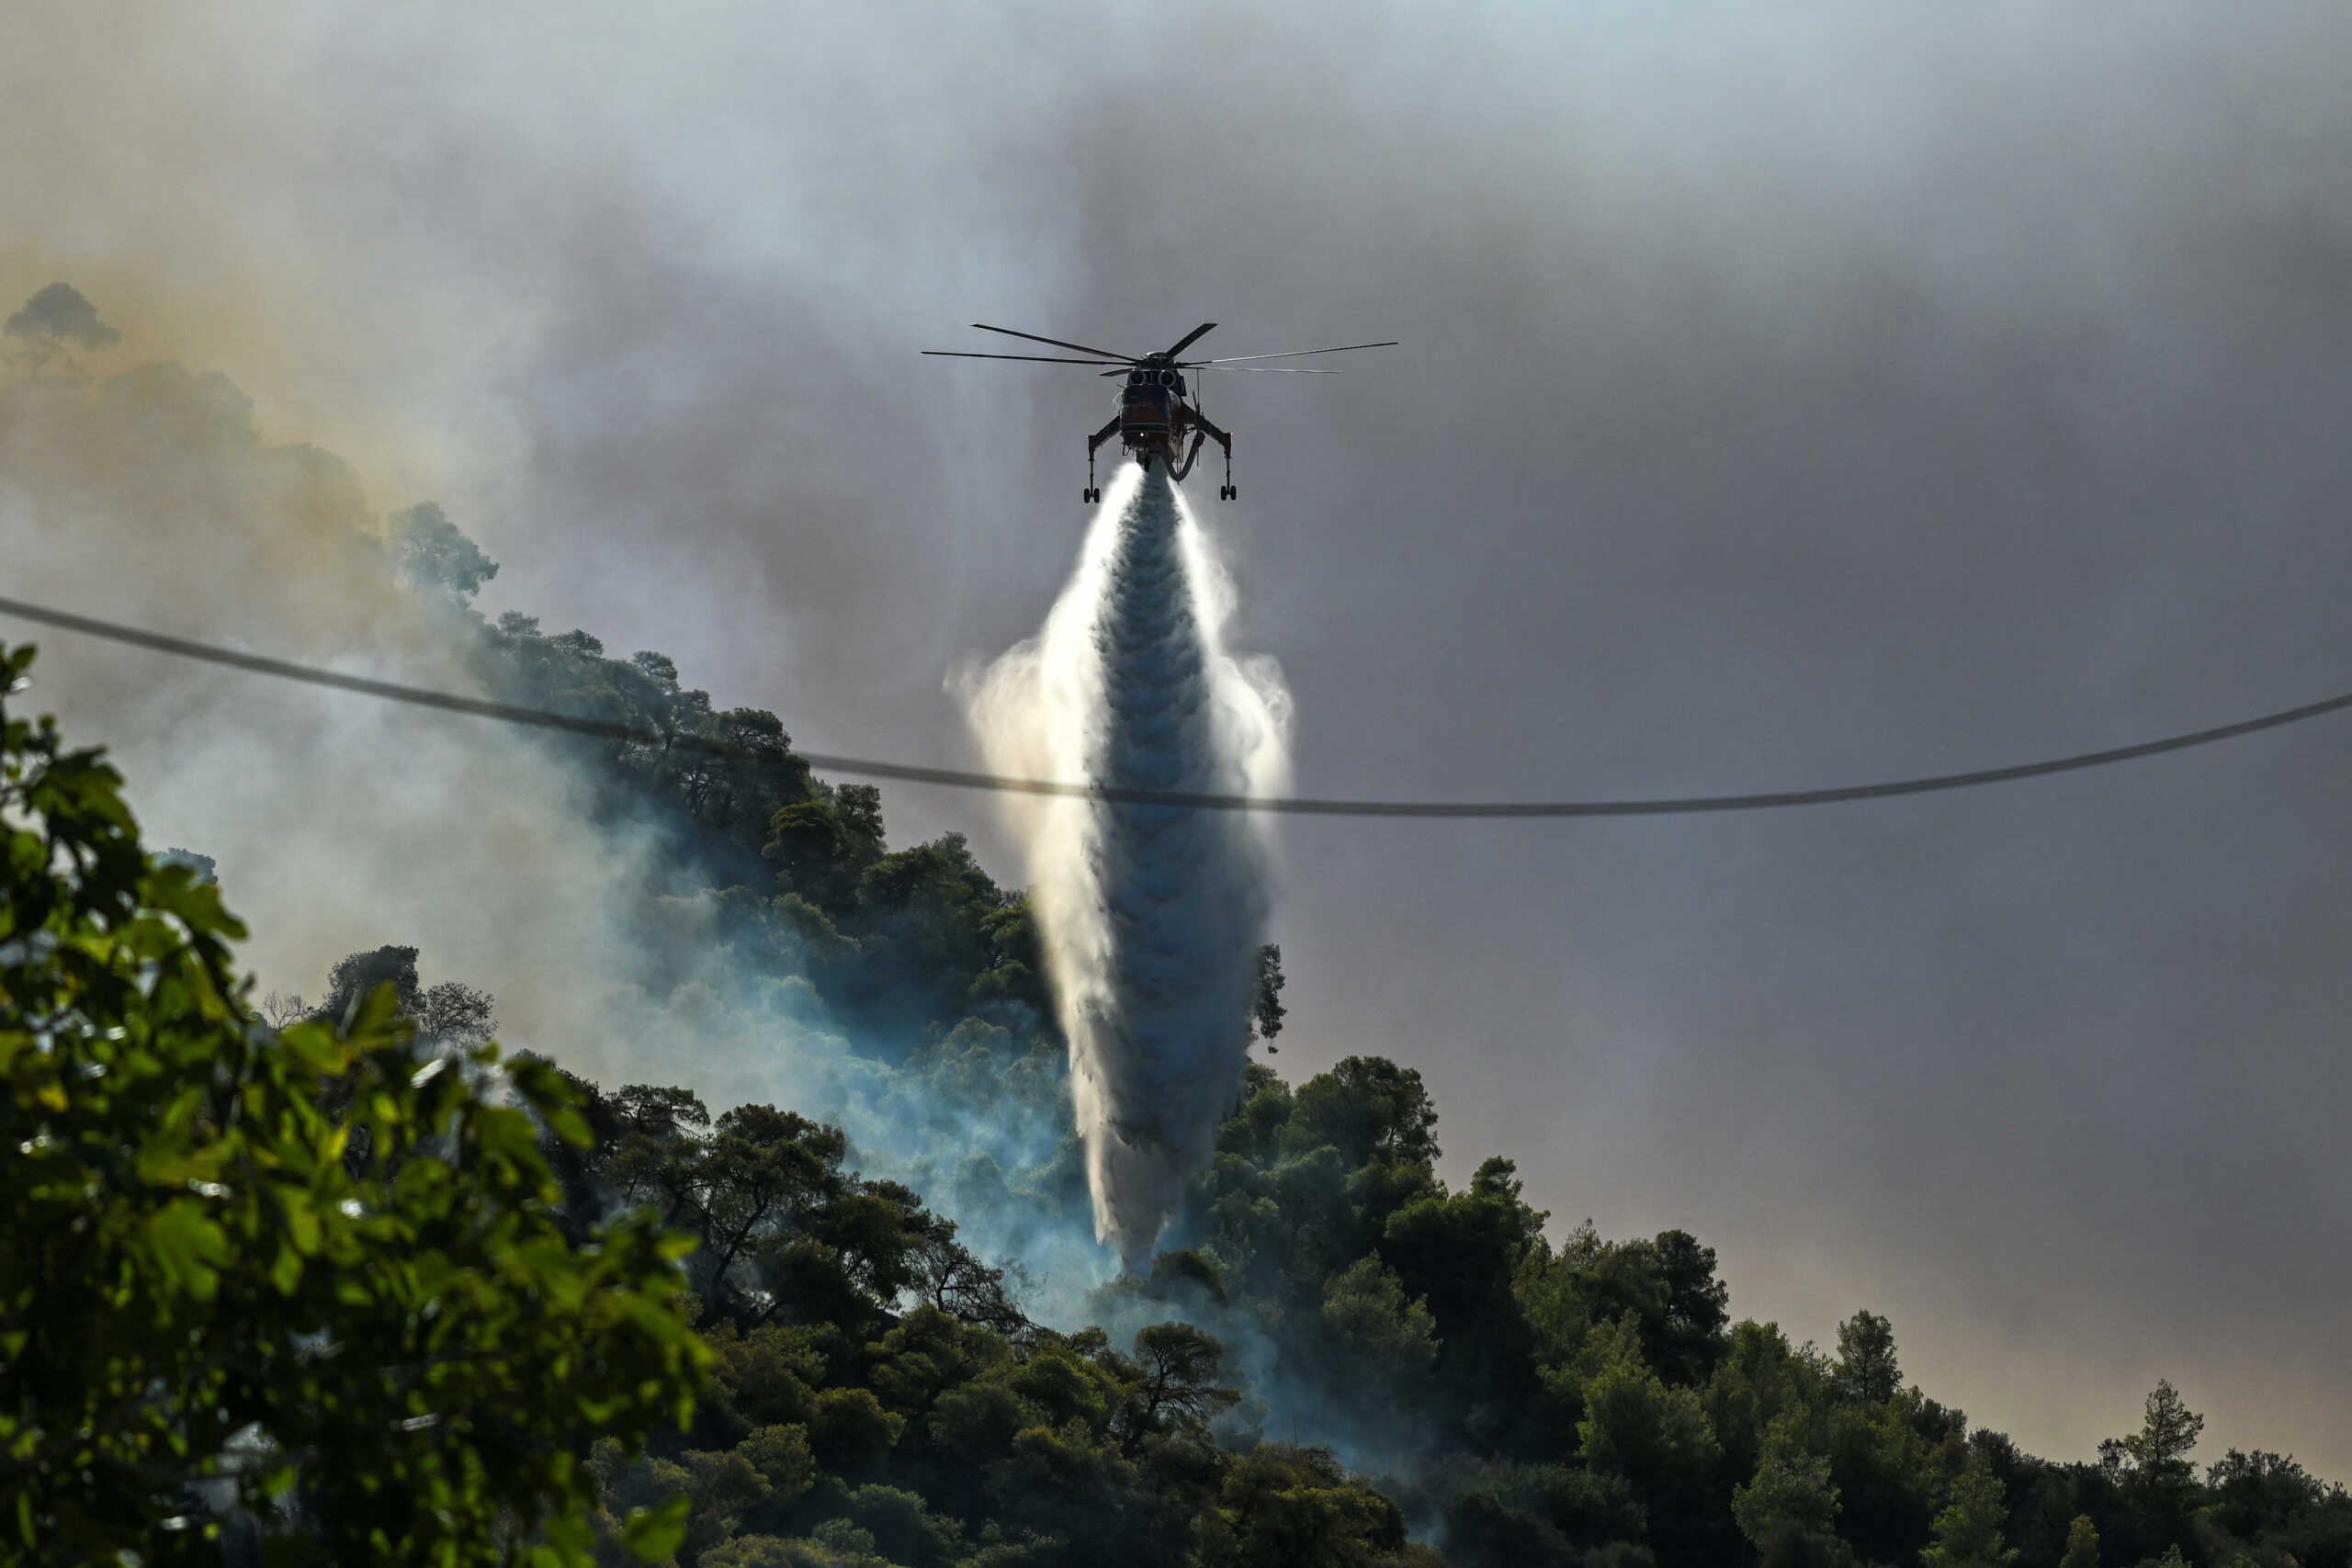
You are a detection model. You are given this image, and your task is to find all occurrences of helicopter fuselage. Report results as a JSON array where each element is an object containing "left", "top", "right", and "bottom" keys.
[
  {"left": 1116, "top": 367, "right": 1193, "bottom": 467},
  {"left": 1089, "top": 361, "right": 1232, "bottom": 499}
]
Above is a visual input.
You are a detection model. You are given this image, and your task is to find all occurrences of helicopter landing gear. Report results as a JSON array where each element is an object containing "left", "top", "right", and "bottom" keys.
[
  {"left": 1084, "top": 414, "right": 1119, "bottom": 507},
  {"left": 1217, "top": 438, "right": 1235, "bottom": 501},
  {"left": 1219, "top": 484, "right": 1236, "bottom": 501}
]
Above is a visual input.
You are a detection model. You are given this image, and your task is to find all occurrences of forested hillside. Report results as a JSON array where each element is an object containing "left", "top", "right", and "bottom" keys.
[{"left": 9, "top": 519, "right": 2352, "bottom": 1568}]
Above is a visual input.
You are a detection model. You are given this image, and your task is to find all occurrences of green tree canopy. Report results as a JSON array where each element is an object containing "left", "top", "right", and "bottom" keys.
[
  {"left": 1833, "top": 1310, "right": 1901, "bottom": 1405},
  {"left": 2119, "top": 1381, "right": 2204, "bottom": 1500},
  {"left": 1920, "top": 1464, "right": 2018, "bottom": 1568},
  {"left": 0, "top": 641, "right": 707, "bottom": 1565},
  {"left": 2059, "top": 1513, "right": 2100, "bottom": 1568}
]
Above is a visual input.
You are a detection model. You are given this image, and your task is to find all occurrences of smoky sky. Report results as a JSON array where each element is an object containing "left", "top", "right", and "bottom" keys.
[{"left": 8, "top": 0, "right": 2352, "bottom": 1474}]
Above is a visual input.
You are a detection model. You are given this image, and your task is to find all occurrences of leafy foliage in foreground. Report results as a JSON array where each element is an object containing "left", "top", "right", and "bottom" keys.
[{"left": 0, "top": 643, "right": 707, "bottom": 1566}]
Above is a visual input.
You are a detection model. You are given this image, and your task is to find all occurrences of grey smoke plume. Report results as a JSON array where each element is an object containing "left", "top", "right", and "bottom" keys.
[
  {"left": 0, "top": 316, "right": 1116, "bottom": 1322},
  {"left": 967, "top": 463, "right": 1290, "bottom": 1269}
]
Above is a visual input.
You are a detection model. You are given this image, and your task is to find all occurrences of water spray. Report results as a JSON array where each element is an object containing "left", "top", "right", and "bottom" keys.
[{"left": 967, "top": 464, "right": 1290, "bottom": 1269}]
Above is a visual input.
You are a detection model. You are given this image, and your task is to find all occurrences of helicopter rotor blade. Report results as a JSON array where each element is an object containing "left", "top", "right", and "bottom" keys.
[
  {"left": 1159, "top": 321, "right": 1218, "bottom": 359},
  {"left": 1099, "top": 364, "right": 1342, "bottom": 376},
  {"left": 970, "top": 323, "right": 1142, "bottom": 361},
  {"left": 1189, "top": 340, "right": 1398, "bottom": 365},
  {"left": 924, "top": 351, "right": 1132, "bottom": 366}
]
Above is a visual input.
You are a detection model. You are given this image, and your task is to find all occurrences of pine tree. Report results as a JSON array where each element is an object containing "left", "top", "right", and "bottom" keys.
[
  {"left": 1920, "top": 1465, "right": 2018, "bottom": 1568},
  {"left": 2123, "top": 1381, "right": 2206, "bottom": 1500}
]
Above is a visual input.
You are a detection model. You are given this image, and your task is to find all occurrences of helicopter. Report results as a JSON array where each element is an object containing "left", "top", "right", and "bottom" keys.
[{"left": 922, "top": 321, "right": 1396, "bottom": 503}]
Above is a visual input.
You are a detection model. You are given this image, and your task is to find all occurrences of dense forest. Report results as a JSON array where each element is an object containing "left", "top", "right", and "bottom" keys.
[{"left": 8, "top": 511, "right": 2352, "bottom": 1567}]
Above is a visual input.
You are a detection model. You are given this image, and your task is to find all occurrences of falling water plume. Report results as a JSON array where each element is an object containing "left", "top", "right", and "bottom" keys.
[{"left": 966, "top": 464, "right": 1290, "bottom": 1270}]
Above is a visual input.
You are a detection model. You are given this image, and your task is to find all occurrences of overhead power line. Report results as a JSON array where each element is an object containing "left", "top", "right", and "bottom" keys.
[{"left": 3, "top": 592, "right": 2348, "bottom": 818}]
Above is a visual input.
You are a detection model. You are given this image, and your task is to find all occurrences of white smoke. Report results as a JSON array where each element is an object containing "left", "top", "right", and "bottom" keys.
[
  {"left": 0, "top": 344, "right": 1106, "bottom": 1319},
  {"left": 0, "top": 362, "right": 673, "bottom": 1072},
  {"left": 965, "top": 463, "right": 1291, "bottom": 1269}
]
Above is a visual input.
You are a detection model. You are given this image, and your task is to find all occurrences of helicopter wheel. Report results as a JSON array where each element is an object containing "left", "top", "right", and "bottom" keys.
[
  {"left": 1219, "top": 484, "right": 1236, "bottom": 501},
  {"left": 1083, "top": 486, "right": 1099, "bottom": 504}
]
